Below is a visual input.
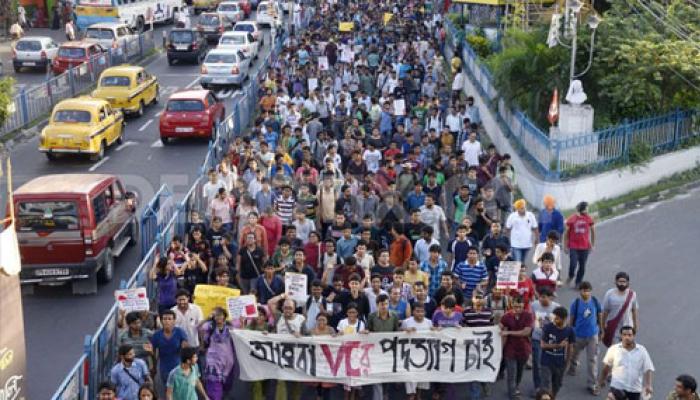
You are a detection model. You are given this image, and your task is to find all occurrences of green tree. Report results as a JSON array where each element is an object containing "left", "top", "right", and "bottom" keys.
[{"left": 0, "top": 78, "right": 14, "bottom": 128}]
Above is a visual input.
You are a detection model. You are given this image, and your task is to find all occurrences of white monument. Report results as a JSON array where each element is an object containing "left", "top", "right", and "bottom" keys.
[{"left": 550, "top": 80, "right": 598, "bottom": 167}]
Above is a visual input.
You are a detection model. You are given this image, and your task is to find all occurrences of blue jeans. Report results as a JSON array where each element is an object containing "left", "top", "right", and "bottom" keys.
[
  {"left": 469, "top": 382, "right": 481, "bottom": 400},
  {"left": 511, "top": 247, "right": 530, "bottom": 264},
  {"left": 532, "top": 339, "right": 542, "bottom": 390}
]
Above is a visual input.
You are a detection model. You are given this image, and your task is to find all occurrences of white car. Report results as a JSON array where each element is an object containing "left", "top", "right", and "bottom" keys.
[
  {"left": 200, "top": 48, "right": 251, "bottom": 89},
  {"left": 12, "top": 36, "right": 59, "bottom": 72},
  {"left": 233, "top": 20, "right": 263, "bottom": 46},
  {"left": 84, "top": 22, "right": 139, "bottom": 56},
  {"left": 218, "top": 31, "right": 259, "bottom": 60},
  {"left": 217, "top": 1, "right": 244, "bottom": 24},
  {"left": 256, "top": 1, "right": 283, "bottom": 29}
]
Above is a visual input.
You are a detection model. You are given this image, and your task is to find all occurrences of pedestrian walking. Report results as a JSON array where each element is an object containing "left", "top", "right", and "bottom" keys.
[
  {"left": 539, "top": 306, "right": 574, "bottom": 397},
  {"left": 568, "top": 280, "right": 603, "bottom": 395},
  {"left": 563, "top": 201, "right": 595, "bottom": 287},
  {"left": 598, "top": 326, "right": 654, "bottom": 400},
  {"left": 602, "top": 271, "right": 639, "bottom": 347},
  {"left": 166, "top": 347, "right": 210, "bottom": 400},
  {"left": 500, "top": 296, "right": 533, "bottom": 400},
  {"left": 667, "top": 375, "right": 699, "bottom": 400}
]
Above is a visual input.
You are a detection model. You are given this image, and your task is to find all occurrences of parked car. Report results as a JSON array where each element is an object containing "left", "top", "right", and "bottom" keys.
[
  {"left": 159, "top": 90, "right": 225, "bottom": 143},
  {"left": 13, "top": 174, "right": 138, "bottom": 294},
  {"left": 52, "top": 41, "right": 107, "bottom": 75},
  {"left": 84, "top": 22, "right": 138, "bottom": 56},
  {"left": 218, "top": 31, "right": 258, "bottom": 60},
  {"left": 192, "top": 0, "right": 221, "bottom": 14},
  {"left": 12, "top": 36, "right": 59, "bottom": 72},
  {"left": 200, "top": 48, "right": 250, "bottom": 89},
  {"left": 167, "top": 29, "right": 209, "bottom": 66},
  {"left": 256, "top": 1, "right": 282, "bottom": 29},
  {"left": 217, "top": 1, "right": 244, "bottom": 24},
  {"left": 92, "top": 65, "right": 159, "bottom": 117},
  {"left": 197, "top": 12, "right": 233, "bottom": 42},
  {"left": 39, "top": 97, "right": 124, "bottom": 161},
  {"left": 233, "top": 20, "right": 263, "bottom": 46}
]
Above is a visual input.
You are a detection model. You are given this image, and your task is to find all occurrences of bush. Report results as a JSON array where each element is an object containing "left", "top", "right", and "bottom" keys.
[{"left": 466, "top": 34, "right": 492, "bottom": 59}]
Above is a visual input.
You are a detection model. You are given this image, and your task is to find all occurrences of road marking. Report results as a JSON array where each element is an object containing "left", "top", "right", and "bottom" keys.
[
  {"left": 150, "top": 139, "right": 163, "bottom": 148},
  {"left": 116, "top": 141, "right": 138, "bottom": 151},
  {"left": 156, "top": 111, "right": 162, "bottom": 117},
  {"left": 147, "top": 154, "right": 153, "bottom": 160},
  {"left": 138, "top": 119, "right": 153, "bottom": 131},
  {"left": 88, "top": 156, "right": 110, "bottom": 172},
  {"left": 185, "top": 77, "right": 200, "bottom": 89}
]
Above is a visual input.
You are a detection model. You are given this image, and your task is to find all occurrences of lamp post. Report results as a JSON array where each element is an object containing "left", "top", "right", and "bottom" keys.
[{"left": 563, "top": 0, "right": 602, "bottom": 85}]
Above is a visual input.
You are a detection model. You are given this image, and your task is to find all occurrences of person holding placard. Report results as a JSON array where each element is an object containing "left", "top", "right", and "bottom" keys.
[{"left": 198, "top": 307, "right": 236, "bottom": 400}]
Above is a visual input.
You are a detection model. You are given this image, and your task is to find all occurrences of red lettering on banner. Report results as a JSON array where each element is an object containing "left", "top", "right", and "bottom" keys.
[{"left": 321, "top": 342, "right": 375, "bottom": 377}]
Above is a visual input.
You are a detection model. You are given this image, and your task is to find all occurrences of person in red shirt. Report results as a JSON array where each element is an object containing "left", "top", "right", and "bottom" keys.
[
  {"left": 259, "top": 207, "right": 283, "bottom": 257},
  {"left": 509, "top": 263, "right": 536, "bottom": 311},
  {"left": 563, "top": 201, "right": 596, "bottom": 287},
  {"left": 500, "top": 296, "right": 534, "bottom": 400},
  {"left": 389, "top": 223, "right": 413, "bottom": 269}
]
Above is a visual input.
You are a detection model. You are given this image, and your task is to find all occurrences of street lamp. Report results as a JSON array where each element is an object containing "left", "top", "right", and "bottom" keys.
[{"left": 564, "top": 1, "right": 602, "bottom": 85}]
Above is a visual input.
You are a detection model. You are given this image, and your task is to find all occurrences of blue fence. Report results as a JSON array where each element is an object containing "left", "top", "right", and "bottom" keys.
[
  {"left": 1, "top": 30, "right": 156, "bottom": 137},
  {"left": 444, "top": 19, "right": 700, "bottom": 179},
  {"left": 50, "top": 14, "right": 295, "bottom": 399}
]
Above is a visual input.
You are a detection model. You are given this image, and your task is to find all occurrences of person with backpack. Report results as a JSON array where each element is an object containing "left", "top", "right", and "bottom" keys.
[{"left": 568, "top": 281, "right": 604, "bottom": 395}]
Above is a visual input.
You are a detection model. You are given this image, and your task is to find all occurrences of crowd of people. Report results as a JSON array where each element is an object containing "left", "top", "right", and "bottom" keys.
[{"left": 92, "top": 0, "right": 696, "bottom": 399}]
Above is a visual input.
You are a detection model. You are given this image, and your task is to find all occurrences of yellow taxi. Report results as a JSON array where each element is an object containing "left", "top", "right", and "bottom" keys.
[
  {"left": 92, "top": 65, "right": 159, "bottom": 117},
  {"left": 193, "top": 0, "right": 221, "bottom": 13},
  {"left": 39, "top": 97, "right": 124, "bottom": 162}
]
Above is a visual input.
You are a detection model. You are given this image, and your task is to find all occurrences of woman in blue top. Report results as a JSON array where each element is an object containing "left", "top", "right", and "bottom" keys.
[
  {"left": 149, "top": 256, "right": 177, "bottom": 314},
  {"left": 388, "top": 287, "right": 411, "bottom": 320}
]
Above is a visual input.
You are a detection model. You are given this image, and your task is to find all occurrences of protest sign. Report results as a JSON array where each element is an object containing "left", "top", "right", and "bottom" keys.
[
  {"left": 115, "top": 287, "right": 149, "bottom": 313},
  {"left": 233, "top": 327, "right": 502, "bottom": 385},
  {"left": 318, "top": 56, "right": 329, "bottom": 71},
  {"left": 393, "top": 99, "right": 406, "bottom": 116},
  {"left": 194, "top": 284, "right": 241, "bottom": 318},
  {"left": 308, "top": 78, "right": 318, "bottom": 93},
  {"left": 227, "top": 295, "right": 258, "bottom": 319},
  {"left": 338, "top": 22, "right": 354, "bottom": 32},
  {"left": 496, "top": 261, "right": 521, "bottom": 290},
  {"left": 383, "top": 12, "right": 393, "bottom": 25},
  {"left": 284, "top": 272, "right": 308, "bottom": 303}
]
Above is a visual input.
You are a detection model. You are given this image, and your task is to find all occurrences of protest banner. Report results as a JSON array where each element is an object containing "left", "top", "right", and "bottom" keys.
[
  {"left": 338, "top": 22, "right": 354, "bottom": 32},
  {"left": 194, "top": 284, "right": 240, "bottom": 318},
  {"left": 115, "top": 287, "right": 150, "bottom": 313},
  {"left": 227, "top": 295, "right": 258, "bottom": 319},
  {"left": 233, "top": 327, "right": 502, "bottom": 385},
  {"left": 308, "top": 78, "right": 318, "bottom": 93},
  {"left": 496, "top": 261, "right": 521, "bottom": 290},
  {"left": 318, "top": 56, "right": 329, "bottom": 71},
  {"left": 285, "top": 272, "right": 308, "bottom": 303}
]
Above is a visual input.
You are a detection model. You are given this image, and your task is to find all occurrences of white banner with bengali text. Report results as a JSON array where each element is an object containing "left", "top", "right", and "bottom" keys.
[{"left": 232, "top": 327, "right": 501, "bottom": 386}]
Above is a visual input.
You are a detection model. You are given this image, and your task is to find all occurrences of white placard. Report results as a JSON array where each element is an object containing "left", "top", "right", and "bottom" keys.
[
  {"left": 393, "top": 99, "right": 406, "bottom": 116},
  {"left": 227, "top": 295, "right": 258, "bottom": 319},
  {"left": 115, "top": 287, "right": 150, "bottom": 312},
  {"left": 308, "top": 78, "right": 318, "bottom": 93},
  {"left": 318, "top": 56, "right": 329, "bottom": 71},
  {"left": 496, "top": 261, "right": 521, "bottom": 290},
  {"left": 285, "top": 272, "right": 308, "bottom": 303}
]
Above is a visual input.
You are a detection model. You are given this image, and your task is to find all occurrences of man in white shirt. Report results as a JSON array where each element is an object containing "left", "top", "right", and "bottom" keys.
[
  {"left": 171, "top": 290, "right": 204, "bottom": 348},
  {"left": 445, "top": 107, "right": 462, "bottom": 136},
  {"left": 461, "top": 131, "right": 483, "bottom": 167},
  {"left": 202, "top": 169, "right": 226, "bottom": 213},
  {"left": 598, "top": 326, "right": 654, "bottom": 399},
  {"left": 505, "top": 199, "right": 539, "bottom": 264},
  {"left": 413, "top": 226, "right": 440, "bottom": 264},
  {"left": 419, "top": 195, "right": 449, "bottom": 241},
  {"left": 401, "top": 304, "right": 433, "bottom": 396},
  {"left": 362, "top": 143, "right": 382, "bottom": 173},
  {"left": 452, "top": 70, "right": 465, "bottom": 102}
]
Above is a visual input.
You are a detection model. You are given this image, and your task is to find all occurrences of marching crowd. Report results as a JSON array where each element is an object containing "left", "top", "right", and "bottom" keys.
[{"left": 94, "top": 0, "right": 697, "bottom": 400}]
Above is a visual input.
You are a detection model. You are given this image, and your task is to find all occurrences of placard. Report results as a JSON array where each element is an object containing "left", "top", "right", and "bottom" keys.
[
  {"left": 496, "top": 261, "right": 521, "bottom": 290},
  {"left": 393, "top": 99, "right": 406, "bottom": 116},
  {"left": 115, "top": 287, "right": 150, "bottom": 312},
  {"left": 383, "top": 12, "right": 393, "bottom": 25},
  {"left": 318, "top": 56, "right": 329, "bottom": 71},
  {"left": 285, "top": 272, "right": 308, "bottom": 303},
  {"left": 233, "top": 327, "right": 502, "bottom": 385},
  {"left": 194, "top": 284, "right": 241, "bottom": 318},
  {"left": 338, "top": 22, "right": 354, "bottom": 32},
  {"left": 227, "top": 295, "right": 258, "bottom": 319},
  {"left": 308, "top": 78, "right": 318, "bottom": 92}
]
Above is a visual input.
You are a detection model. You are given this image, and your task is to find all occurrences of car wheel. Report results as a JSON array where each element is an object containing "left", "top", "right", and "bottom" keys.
[
  {"left": 168, "top": 57, "right": 174, "bottom": 66},
  {"left": 137, "top": 101, "right": 144, "bottom": 117},
  {"left": 152, "top": 87, "right": 160, "bottom": 105},
  {"left": 160, "top": 136, "right": 170, "bottom": 145},
  {"left": 127, "top": 218, "right": 139, "bottom": 246},
  {"left": 97, "top": 247, "right": 114, "bottom": 283},
  {"left": 14, "top": 66, "right": 21, "bottom": 73},
  {"left": 260, "top": 39, "right": 264, "bottom": 47},
  {"left": 91, "top": 141, "right": 105, "bottom": 161},
  {"left": 46, "top": 152, "right": 57, "bottom": 161},
  {"left": 116, "top": 132, "right": 124, "bottom": 145}
]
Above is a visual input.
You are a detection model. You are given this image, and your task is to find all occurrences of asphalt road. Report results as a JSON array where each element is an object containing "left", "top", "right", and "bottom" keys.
[{"left": 3, "top": 17, "right": 275, "bottom": 400}]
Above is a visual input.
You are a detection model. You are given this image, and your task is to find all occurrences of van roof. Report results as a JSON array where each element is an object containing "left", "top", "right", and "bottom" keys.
[{"left": 15, "top": 174, "right": 114, "bottom": 196}]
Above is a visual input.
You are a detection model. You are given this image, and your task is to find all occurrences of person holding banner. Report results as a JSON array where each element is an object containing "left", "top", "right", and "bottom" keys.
[
  {"left": 500, "top": 296, "right": 534, "bottom": 400},
  {"left": 401, "top": 303, "right": 433, "bottom": 400},
  {"left": 198, "top": 307, "right": 237, "bottom": 400},
  {"left": 365, "top": 294, "right": 400, "bottom": 400}
]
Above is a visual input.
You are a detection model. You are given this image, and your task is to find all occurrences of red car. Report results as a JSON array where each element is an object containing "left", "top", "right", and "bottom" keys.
[
  {"left": 52, "top": 41, "right": 106, "bottom": 75},
  {"left": 159, "top": 90, "right": 226, "bottom": 144}
]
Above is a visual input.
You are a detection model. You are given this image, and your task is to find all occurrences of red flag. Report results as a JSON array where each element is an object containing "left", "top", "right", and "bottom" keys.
[{"left": 547, "top": 88, "right": 559, "bottom": 126}]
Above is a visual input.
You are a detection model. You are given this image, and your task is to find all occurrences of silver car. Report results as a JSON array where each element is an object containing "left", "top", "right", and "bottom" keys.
[
  {"left": 84, "top": 23, "right": 139, "bottom": 57},
  {"left": 217, "top": 1, "right": 244, "bottom": 24},
  {"left": 200, "top": 49, "right": 251, "bottom": 89},
  {"left": 12, "top": 36, "right": 59, "bottom": 72}
]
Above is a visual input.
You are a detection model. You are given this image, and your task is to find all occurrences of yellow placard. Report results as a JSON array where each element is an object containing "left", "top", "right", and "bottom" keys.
[
  {"left": 194, "top": 284, "right": 240, "bottom": 319},
  {"left": 383, "top": 13, "right": 393, "bottom": 25},
  {"left": 338, "top": 22, "right": 354, "bottom": 32}
]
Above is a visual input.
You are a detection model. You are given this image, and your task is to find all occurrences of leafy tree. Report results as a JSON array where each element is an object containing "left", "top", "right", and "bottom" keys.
[{"left": 0, "top": 78, "right": 14, "bottom": 128}]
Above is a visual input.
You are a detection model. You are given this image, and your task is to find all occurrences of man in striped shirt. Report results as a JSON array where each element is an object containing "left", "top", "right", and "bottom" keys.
[
  {"left": 274, "top": 185, "right": 296, "bottom": 225},
  {"left": 463, "top": 290, "right": 494, "bottom": 399},
  {"left": 452, "top": 246, "right": 488, "bottom": 304}
]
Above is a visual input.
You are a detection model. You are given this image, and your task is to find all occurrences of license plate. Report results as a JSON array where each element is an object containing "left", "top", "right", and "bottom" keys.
[
  {"left": 35, "top": 268, "right": 70, "bottom": 276},
  {"left": 24, "top": 61, "right": 36, "bottom": 66},
  {"left": 212, "top": 78, "right": 228, "bottom": 84},
  {"left": 175, "top": 127, "right": 193, "bottom": 132},
  {"left": 176, "top": 45, "right": 188, "bottom": 50}
]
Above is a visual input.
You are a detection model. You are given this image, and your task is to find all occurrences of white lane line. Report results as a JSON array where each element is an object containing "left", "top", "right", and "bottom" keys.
[
  {"left": 150, "top": 139, "right": 163, "bottom": 148},
  {"left": 138, "top": 119, "right": 154, "bottom": 131},
  {"left": 116, "top": 141, "right": 138, "bottom": 151},
  {"left": 185, "top": 77, "right": 200, "bottom": 89},
  {"left": 88, "top": 156, "right": 110, "bottom": 172},
  {"left": 156, "top": 111, "right": 162, "bottom": 117}
]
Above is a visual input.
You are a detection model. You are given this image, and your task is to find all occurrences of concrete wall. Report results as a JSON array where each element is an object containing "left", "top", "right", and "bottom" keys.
[{"left": 463, "top": 72, "right": 700, "bottom": 210}]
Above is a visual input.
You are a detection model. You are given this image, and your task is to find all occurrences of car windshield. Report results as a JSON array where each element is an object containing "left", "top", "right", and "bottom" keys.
[
  {"left": 15, "top": 40, "right": 42, "bottom": 51},
  {"left": 100, "top": 76, "right": 131, "bottom": 87},
  {"left": 218, "top": 4, "right": 237, "bottom": 11},
  {"left": 234, "top": 25, "right": 253, "bottom": 33},
  {"left": 167, "top": 100, "right": 205, "bottom": 111},
  {"left": 170, "top": 31, "right": 194, "bottom": 42},
  {"left": 53, "top": 110, "right": 92, "bottom": 123},
  {"left": 85, "top": 28, "right": 115, "bottom": 39},
  {"left": 221, "top": 35, "right": 245, "bottom": 44},
  {"left": 17, "top": 201, "right": 80, "bottom": 231},
  {"left": 258, "top": 4, "right": 267, "bottom": 12},
  {"left": 206, "top": 53, "right": 236, "bottom": 63},
  {"left": 58, "top": 47, "right": 86, "bottom": 59},
  {"left": 200, "top": 15, "right": 220, "bottom": 25}
]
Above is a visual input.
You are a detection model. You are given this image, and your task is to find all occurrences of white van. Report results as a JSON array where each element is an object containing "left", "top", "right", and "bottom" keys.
[
  {"left": 84, "top": 23, "right": 140, "bottom": 57},
  {"left": 256, "top": 1, "right": 283, "bottom": 29}
]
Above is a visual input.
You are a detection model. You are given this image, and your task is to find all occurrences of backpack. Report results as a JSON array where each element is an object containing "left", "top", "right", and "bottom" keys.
[{"left": 571, "top": 296, "right": 601, "bottom": 328}]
